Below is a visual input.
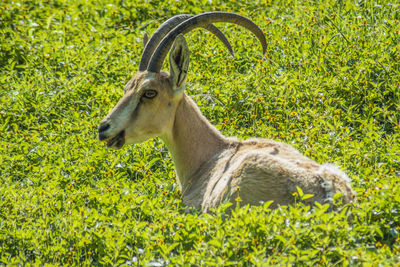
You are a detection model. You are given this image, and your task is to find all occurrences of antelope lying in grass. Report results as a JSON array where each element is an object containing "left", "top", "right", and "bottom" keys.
[{"left": 98, "top": 12, "right": 355, "bottom": 212}]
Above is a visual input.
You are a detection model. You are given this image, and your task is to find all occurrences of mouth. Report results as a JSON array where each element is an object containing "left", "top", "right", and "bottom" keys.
[{"left": 105, "top": 130, "right": 125, "bottom": 149}]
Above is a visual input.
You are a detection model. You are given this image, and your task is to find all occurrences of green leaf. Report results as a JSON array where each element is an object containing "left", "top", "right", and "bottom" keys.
[
  {"left": 296, "top": 186, "right": 304, "bottom": 198},
  {"left": 302, "top": 194, "right": 314, "bottom": 200}
]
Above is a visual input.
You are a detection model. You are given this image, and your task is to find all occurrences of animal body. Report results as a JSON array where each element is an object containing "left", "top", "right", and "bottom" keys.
[{"left": 98, "top": 12, "right": 355, "bottom": 212}]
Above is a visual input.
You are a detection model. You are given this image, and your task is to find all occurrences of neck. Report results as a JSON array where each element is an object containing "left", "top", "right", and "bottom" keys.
[{"left": 161, "top": 93, "right": 228, "bottom": 187}]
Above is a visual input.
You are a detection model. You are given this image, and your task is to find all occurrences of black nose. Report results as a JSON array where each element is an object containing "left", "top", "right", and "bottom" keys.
[
  {"left": 98, "top": 123, "right": 110, "bottom": 140},
  {"left": 98, "top": 123, "right": 110, "bottom": 133}
]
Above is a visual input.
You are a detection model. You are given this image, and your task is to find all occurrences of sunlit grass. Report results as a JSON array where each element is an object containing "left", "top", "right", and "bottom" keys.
[{"left": 0, "top": 0, "right": 399, "bottom": 265}]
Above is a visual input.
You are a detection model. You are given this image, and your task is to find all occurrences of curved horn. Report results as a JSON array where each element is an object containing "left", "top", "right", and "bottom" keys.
[
  {"left": 147, "top": 12, "right": 267, "bottom": 73},
  {"left": 139, "top": 14, "right": 234, "bottom": 71},
  {"left": 204, "top": 24, "right": 234, "bottom": 56}
]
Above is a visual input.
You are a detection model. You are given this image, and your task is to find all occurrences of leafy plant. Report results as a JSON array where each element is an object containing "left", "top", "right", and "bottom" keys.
[{"left": 0, "top": 0, "right": 399, "bottom": 265}]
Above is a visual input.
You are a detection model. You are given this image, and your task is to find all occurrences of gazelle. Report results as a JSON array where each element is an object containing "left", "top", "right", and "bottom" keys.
[{"left": 98, "top": 12, "right": 355, "bottom": 212}]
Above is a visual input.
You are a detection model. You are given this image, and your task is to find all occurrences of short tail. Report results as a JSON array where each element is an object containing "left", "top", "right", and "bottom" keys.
[{"left": 318, "top": 164, "right": 356, "bottom": 204}]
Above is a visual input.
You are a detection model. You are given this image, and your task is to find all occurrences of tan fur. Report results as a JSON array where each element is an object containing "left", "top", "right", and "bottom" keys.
[{"left": 162, "top": 95, "right": 354, "bottom": 212}]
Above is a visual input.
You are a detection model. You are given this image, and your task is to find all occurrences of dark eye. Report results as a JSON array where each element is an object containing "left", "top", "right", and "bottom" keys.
[{"left": 142, "top": 90, "right": 158, "bottom": 99}]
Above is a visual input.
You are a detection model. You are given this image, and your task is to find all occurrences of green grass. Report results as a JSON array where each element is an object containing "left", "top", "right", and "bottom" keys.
[{"left": 1, "top": 0, "right": 400, "bottom": 265}]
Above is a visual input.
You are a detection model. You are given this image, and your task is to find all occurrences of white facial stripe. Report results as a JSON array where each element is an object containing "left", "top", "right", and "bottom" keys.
[
  {"left": 141, "top": 79, "right": 155, "bottom": 90},
  {"left": 105, "top": 90, "right": 140, "bottom": 135},
  {"left": 141, "top": 73, "right": 157, "bottom": 88},
  {"left": 121, "top": 94, "right": 139, "bottom": 124}
]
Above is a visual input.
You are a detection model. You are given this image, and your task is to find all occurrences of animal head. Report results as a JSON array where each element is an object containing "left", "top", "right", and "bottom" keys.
[{"left": 98, "top": 12, "right": 267, "bottom": 149}]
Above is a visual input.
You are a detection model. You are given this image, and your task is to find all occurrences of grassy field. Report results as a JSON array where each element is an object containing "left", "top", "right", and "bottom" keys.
[{"left": 1, "top": 0, "right": 400, "bottom": 265}]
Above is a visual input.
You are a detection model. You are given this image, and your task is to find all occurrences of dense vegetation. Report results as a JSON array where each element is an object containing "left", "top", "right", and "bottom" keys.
[{"left": 1, "top": 0, "right": 399, "bottom": 265}]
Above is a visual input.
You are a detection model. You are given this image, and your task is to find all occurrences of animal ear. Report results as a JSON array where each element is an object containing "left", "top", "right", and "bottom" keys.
[
  {"left": 169, "top": 34, "right": 190, "bottom": 91},
  {"left": 143, "top": 32, "right": 149, "bottom": 47}
]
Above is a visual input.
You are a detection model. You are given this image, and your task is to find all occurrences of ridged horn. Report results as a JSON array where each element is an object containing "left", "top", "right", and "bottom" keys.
[
  {"left": 138, "top": 14, "right": 234, "bottom": 71},
  {"left": 147, "top": 12, "right": 267, "bottom": 73}
]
